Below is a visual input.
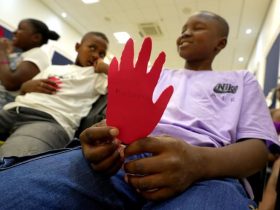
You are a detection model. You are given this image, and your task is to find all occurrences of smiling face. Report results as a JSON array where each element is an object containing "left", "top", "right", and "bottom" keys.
[
  {"left": 176, "top": 12, "right": 228, "bottom": 70},
  {"left": 75, "top": 33, "right": 108, "bottom": 67}
]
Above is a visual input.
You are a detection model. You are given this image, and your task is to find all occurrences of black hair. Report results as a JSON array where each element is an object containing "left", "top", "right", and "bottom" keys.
[
  {"left": 25, "top": 18, "right": 60, "bottom": 45},
  {"left": 199, "top": 11, "right": 229, "bottom": 38},
  {"left": 81, "top": 31, "right": 109, "bottom": 44}
]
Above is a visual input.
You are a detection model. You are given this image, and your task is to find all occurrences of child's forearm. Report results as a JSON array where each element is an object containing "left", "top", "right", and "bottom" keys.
[
  {"left": 258, "top": 158, "right": 280, "bottom": 210},
  {"left": 196, "top": 139, "right": 268, "bottom": 179},
  {"left": 0, "top": 50, "right": 12, "bottom": 82}
]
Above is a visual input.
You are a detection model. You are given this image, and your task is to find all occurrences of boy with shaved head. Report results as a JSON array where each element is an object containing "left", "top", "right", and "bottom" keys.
[{"left": 0, "top": 11, "right": 278, "bottom": 210}]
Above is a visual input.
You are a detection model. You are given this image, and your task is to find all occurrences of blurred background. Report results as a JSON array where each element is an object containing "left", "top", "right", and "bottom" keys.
[{"left": 0, "top": 0, "right": 280, "bottom": 95}]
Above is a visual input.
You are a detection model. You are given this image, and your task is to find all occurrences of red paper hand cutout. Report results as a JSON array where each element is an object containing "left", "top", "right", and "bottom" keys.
[
  {"left": 106, "top": 37, "right": 174, "bottom": 144},
  {"left": 48, "top": 76, "right": 62, "bottom": 90}
]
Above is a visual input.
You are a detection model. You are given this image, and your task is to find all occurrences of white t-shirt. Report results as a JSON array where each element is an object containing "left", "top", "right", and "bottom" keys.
[
  {"left": 4, "top": 64, "right": 108, "bottom": 138},
  {"left": 0, "top": 47, "right": 51, "bottom": 95},
  {"left": 10, "top": 47, "right": 50, "bottom": 72}
]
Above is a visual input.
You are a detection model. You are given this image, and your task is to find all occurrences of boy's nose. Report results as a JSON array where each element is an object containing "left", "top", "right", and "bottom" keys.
[
  {"left": 181, "top": 29, "right": 192, "bottom": 37},
  {"left": 91, "top": 51, "right": 99, "bottom": 60}
]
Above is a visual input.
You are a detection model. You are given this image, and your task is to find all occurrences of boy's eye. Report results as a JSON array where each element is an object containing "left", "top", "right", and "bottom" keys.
[
  {"left": 89, "top": 46, "right": 96, "bottom": 51},
  {"left": 194, "top": 26, "right": 205, "bottom": 30},
  {"left": 194, "top": 24, "right": 206, "bottom": 30}
]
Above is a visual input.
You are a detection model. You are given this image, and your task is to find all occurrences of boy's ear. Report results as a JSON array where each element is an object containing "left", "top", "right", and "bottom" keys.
[
  {"left": 215, "top": 37, "right": 227, "bottom": 53},
  {"left": 75, "top": 42, "right": 80, "bottom": 52}
]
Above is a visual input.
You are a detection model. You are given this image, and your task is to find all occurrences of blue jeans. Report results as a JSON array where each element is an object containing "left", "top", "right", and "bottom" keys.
[{"left": 0, "top": 147, "right": 257, "bottom": 210}]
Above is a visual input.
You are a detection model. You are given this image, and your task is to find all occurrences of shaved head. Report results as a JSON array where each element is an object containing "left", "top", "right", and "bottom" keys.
[
  {"left": 195, "top": 11, "right": 229, "bottom": 38},
  {"left": 81, "top": 31, "right": 109, "bottom": 44}
]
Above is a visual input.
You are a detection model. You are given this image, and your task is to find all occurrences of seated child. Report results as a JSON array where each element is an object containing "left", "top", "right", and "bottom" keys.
[
  {"left": 0, "top": 18, "right": 60, "bottom": 108},
  {"left": 0, "top": 31, "right": 109, "bottom": 157}
]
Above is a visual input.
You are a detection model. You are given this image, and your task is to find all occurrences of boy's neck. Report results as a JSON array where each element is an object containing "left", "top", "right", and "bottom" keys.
[
  {"left": 184, "top": 54, "right": 217, "bottom": 71},
  {"left": 184, "top": 61, "right": 213, "bottom": 71}
]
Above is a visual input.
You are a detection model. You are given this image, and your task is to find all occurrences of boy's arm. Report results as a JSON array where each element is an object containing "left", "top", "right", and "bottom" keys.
[{"left": 197, "top": 139, "right": 268, "bottom": 179}]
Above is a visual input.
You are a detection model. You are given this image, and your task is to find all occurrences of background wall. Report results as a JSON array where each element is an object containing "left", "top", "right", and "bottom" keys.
[
  {"left": 247, "top": 0, "right": 280, "bottom": 89},
  {"left": 1, "top": 0, "right": 280, "bottom": 91},
  {"left": 0, "top": 0, "right": 82, "bottom": 62}
]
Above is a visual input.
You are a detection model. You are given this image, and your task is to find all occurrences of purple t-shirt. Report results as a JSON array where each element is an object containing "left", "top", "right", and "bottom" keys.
[{"left": 150, "top": 69, "right": 279, "bottom": 148}]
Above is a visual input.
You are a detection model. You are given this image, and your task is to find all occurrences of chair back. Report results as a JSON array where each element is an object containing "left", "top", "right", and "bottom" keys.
[{"left": 74, "top": 94, "right": 107, "bottom": 138}]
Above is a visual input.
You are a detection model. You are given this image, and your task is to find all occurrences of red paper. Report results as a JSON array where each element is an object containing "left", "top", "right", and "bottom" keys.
[
  {"left": 106, "top": 37, "right": 173, "bottom": 144},
  {"left": 48, "top": 76, "right": 62, "bottom": 90},
  {"left": 0, "top": 27, "right": 4, "bottom": 37}
]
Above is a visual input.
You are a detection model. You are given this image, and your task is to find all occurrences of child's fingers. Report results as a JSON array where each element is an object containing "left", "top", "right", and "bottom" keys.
[
  {"left": 80, "top": 126, "right": 119, "bottom": 146},
  {"left": 84, "top": 139, "right": 119, "bottom": 164}
]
